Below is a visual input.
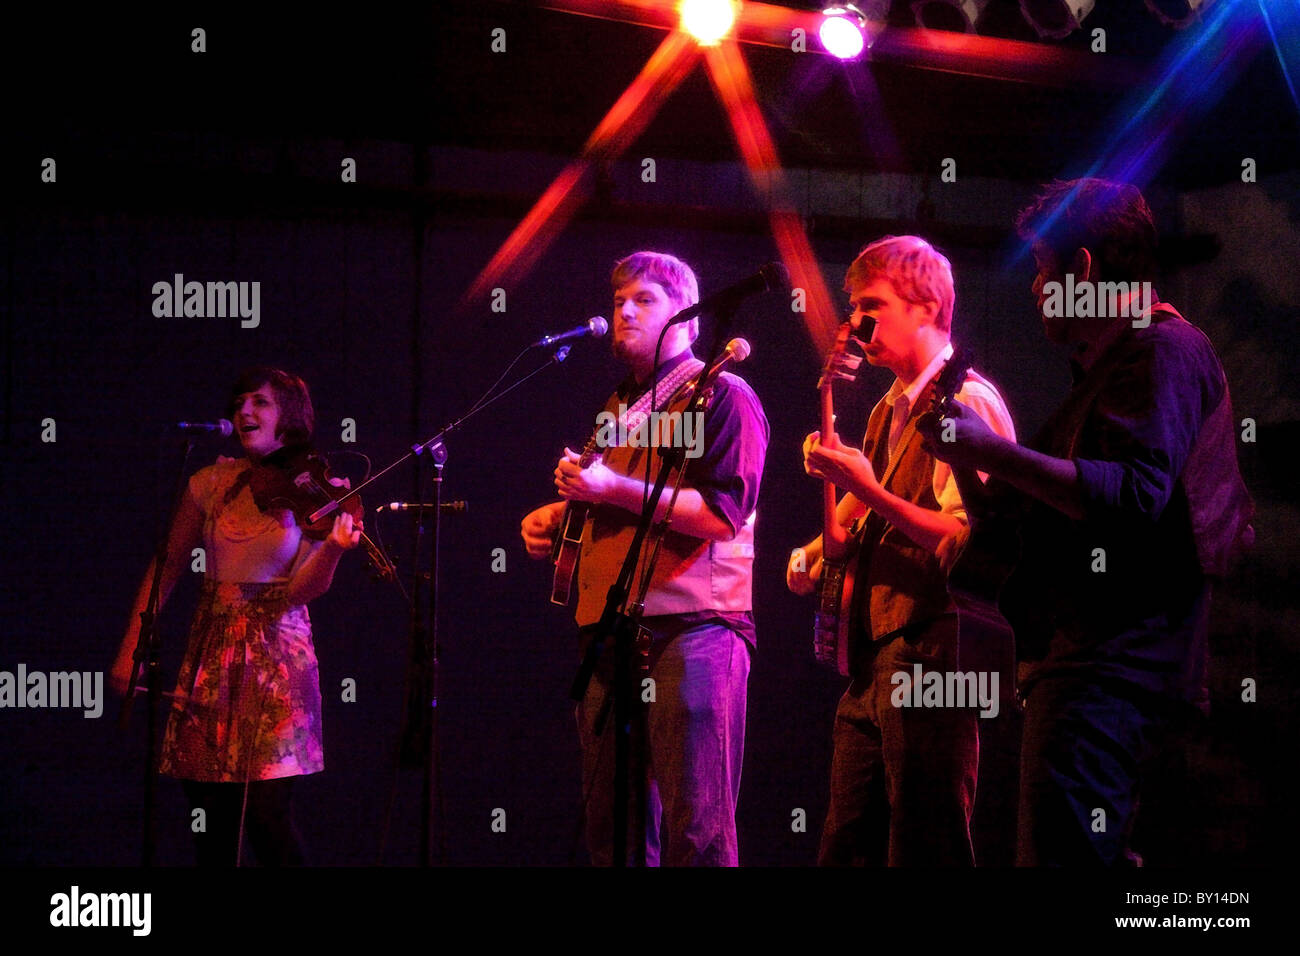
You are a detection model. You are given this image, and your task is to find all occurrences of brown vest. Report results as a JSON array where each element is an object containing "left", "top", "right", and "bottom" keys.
[
  {"left": 573, "top": 380, "right": 755, "bottom": 628},
  {"left": 854, "top": 377, "right": 956, "bottom": 645}
]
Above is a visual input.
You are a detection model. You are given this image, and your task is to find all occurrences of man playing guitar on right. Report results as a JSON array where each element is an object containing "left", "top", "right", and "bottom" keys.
[
  {"left": 920, "top": 179, "right": 1253, "bottom": 865},
  {"left": 788, "top": 235, "right": 1015, "bottom": 865}
]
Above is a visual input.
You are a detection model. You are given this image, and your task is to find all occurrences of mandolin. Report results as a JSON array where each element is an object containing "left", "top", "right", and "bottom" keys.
[{"left": 812, "top": 322, "right": 866, "bottom": 674}]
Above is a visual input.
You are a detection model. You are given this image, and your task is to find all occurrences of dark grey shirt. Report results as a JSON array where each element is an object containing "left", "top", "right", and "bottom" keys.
[{"left": 1012, "top": 307, "right": 1252, "bottom": 709}]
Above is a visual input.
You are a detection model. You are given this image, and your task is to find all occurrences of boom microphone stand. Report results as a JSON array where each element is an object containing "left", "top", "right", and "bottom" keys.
[{"left": 344, "top": 344, "right": 575, "bottom": 865}]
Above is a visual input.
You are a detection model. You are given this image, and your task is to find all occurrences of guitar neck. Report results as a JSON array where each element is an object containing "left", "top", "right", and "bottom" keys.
[
  {"left": 577, "top": 427, "right": 604, "bottom": 468},
  {"left": 549, "top": 428, "right": 603, "bottom": 566},
  {"left": 821, "top": 386, "right": 850, "bottom": 558}
]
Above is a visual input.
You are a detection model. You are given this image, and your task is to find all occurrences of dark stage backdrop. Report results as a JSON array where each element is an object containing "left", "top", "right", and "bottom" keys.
[
  {"left": 3, "top": 6, "right": 1296, "bottom": 869},
  {"left": 6, "top": 166, "right": 1295, "bottom": 866}
]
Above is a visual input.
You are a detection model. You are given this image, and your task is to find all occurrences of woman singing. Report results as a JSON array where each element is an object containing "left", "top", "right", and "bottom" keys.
[{"left": 112, "top": 367, "right": 359, "bottom": 865}]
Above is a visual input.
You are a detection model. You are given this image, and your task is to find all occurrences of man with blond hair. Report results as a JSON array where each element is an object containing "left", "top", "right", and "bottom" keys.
[{"left": 789, "top": 235, "right": 1015, "bottom": 865}]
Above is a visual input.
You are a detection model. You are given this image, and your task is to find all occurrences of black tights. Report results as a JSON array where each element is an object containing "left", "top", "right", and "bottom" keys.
[{"left": 181, "top": 778, "right": 307, "bottom": 866}]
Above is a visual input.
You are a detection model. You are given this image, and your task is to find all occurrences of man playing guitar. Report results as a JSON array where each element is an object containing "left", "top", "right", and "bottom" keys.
[
  {"left": 920, "top": 180, "right": 1253, "bottom": 865},
  {"left": 788, "top": 236, "right": 1014, "bottom": 865},
  {"left": 521, "top": 251, "right": 768, "bottom": 866}
]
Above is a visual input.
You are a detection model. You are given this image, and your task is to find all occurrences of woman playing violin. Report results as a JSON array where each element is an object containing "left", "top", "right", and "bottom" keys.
[{"left": 112, "top": 367, "right": 360, "bottom": 865}]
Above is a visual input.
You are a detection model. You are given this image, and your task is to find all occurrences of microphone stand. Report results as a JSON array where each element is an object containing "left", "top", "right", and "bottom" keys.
[
  {"left": 119, "top": 432, "right": 198, "bottom": 867},
  {"left": 569, "top": 324, "right": 741, "bottom": 867},
  {"left": 402, "top": 439, "right": 448, "bottom": 869},
  {"left": 359, "top": 345, "right": 573, "bottom": 866}
]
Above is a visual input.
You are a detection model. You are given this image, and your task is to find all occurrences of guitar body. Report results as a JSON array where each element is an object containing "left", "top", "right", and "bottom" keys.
[
  {"left": 929, "top": 355, "right": 1024, "bottom": 694},
  {"left": 945, "top": 474, "right": 1053, "bottom": 667},
  {"left": 550, "top": 431, "right": 604, "bottom": 607},
  {"left": 943, "top": 476, "right": 1019, "bottom": 683},
  {"left": 814, "top": 542, "right": 857, "bottom": 676},
  {"left": 549, "top": 358, "right": 707, "bottom": 608},
  {"left": 944, "top": 477, "right": 1022, "bottom": 613},
  {"left": 550, "top": 501, "right": 590, "bottom": 606}
]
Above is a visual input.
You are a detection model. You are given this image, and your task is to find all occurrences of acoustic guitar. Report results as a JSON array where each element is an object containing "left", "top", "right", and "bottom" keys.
[
  {"left": 927, "top": 351, "right": 1026, "bottom": 682},
  {"left": 549, "top": 427, "right": 604, "bottom": 606}
]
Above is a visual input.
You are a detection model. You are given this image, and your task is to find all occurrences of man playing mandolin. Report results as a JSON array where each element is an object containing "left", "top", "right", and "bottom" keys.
[
  {"left": 788, "top": 236, "right": 1014, "bottom": 865},
  {"left": 521, "top": 251, "right": 768, "bottom": 866}
]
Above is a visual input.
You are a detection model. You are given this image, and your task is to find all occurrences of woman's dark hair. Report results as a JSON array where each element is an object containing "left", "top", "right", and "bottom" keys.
[{"left": 227, "top": 366, "right": 314, "bottom": 446}]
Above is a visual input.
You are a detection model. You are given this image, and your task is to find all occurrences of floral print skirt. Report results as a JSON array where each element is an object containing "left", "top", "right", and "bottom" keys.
[{"left": 160, "top": 581, "right": 324, "bottom": 782}]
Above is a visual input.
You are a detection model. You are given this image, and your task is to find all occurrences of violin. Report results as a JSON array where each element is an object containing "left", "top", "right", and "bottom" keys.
[{"left": 248, "top": 443, "right": 396, "bottom": 580}]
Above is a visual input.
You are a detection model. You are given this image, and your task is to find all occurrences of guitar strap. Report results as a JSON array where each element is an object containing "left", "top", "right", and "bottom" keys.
[
  {"left": 616, "top": 358, "right": 707, "bottom": 443},
  {"left": 550, "top": 358, "right": 706, "bottom": 607}
]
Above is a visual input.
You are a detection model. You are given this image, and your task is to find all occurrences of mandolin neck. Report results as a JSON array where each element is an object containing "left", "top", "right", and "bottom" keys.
[{"left": 821, "top": 384, "right": 849, "bottom": 558}]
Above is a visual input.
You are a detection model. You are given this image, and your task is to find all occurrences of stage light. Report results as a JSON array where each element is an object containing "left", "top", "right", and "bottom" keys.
[
  {"left": 1145, "top": 0, "right": 1217, "bottom": 29},
  {"left": 1020, "top": 0, "right": 1096, "bottom": 39},
  {"left": 820, "top": 3, "right": 889, "bottom": 59},
  {"left": 820, "top": 8, "right": 866, "bottom": 59},
  {"left": 912, "top": 0, "right": 992, "bottom": 33},
  {"left": 679, "top": 0, "right": 739, "bottom": 46}
]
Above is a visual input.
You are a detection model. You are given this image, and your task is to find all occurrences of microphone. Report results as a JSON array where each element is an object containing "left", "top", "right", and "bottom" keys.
[
  {"left": 667, "top": 263, "right": 789, "bottom": 325},
  {"left": 706, "top": 338, "right": 753, "bottom": 379},
  {"left": 531, "top": 316, "right": 608, "bottom": 348},
  {"left": 176, "top": 419, "right": 233, "bottom": 436},
  {"left": 679, "top": 338, "right": 752, "bottom": 421},
  {"left": 377, "top": 501, "right": 468, "bottom": 513}
]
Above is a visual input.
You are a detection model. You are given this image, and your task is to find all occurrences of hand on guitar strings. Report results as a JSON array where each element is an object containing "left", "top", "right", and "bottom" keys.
[
  {"left": 554, "top": 446, "right": 617, "bottom": 504},
  {"left": 803, "top": 430, "right": 878, "bottom": 500}
]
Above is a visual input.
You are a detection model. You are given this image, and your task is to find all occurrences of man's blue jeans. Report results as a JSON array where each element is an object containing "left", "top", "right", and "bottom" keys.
[{"left": 577, "top": 622, "right": 750, "bottom": 866}]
